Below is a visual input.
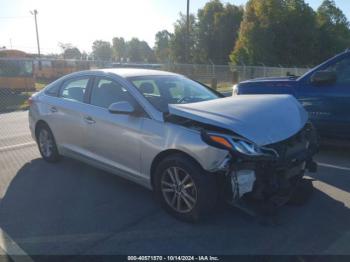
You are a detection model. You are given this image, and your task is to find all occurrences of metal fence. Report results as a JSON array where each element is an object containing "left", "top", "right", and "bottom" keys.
[
  {"left": 161, "top": 63, "right": 234, "bottom": 88},
  {"left": 229, "top": 65, "right": 311, "bottom": 83},
  {"left": 0, "top": 59, "right": 313, "bottom": 114},
  {"left": 140, "top": 63, "right": 311, "bottom": 90},
  {"left": 0, "top": 59, "right": 312, "bottom": 183}
]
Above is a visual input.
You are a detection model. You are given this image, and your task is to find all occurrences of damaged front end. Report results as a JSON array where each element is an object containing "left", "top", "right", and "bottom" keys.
[
  {"left": 166, "top": 95, "right": 318, "bottom": 216},
  {"left": 201, "top": 122, "right": 319, "bottom": 216}
]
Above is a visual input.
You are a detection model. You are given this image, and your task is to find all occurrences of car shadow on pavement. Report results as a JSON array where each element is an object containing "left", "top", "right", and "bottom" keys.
[
  {"left": 0, "top": 157, "right": 160, "bottom": 254},
  {"left": 312, "top": 146, "right": 350, "bottom": 193},
  {"left": 308, "top": 170, "right": 350, "bottom": 193},
  {"left": 0, "top": 158, "right": 350, "bottom": 255}
]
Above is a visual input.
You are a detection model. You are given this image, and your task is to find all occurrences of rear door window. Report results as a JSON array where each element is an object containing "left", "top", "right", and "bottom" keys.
[
  {"left": 44, "top": 79, "right": 61, "bottom": 96},
  {"left": 59, "top": 77, "right": 89, "bottom": 103}
]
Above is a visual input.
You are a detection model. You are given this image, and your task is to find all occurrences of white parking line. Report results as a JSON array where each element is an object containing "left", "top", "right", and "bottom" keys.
[
  {"left": 0, "top": 228, "right": 33, "bottom": 261},
  {"left": 0, "top": 133, "right": 31, "bottom": 140},
  {"left": 318, "top": 162, "right": 350, "bottom": 172},
  {"left": 0, "top": 142, "right": 36, "bottom": 152}
]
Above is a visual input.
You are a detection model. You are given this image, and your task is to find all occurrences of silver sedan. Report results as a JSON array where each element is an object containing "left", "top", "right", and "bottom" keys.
[{"left": 29, "top": 68, "right": 318, "bottom": 221}]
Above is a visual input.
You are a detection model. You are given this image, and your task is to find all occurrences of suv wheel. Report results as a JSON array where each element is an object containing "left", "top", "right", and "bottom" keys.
[
  {"left": 37, "top": 124, "right": 61, "bottom": 163},
  {"left": 154, "top": 154, "right": 218, "bottom": 222}
]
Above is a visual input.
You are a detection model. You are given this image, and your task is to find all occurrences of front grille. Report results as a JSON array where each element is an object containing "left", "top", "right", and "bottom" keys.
[{"left": 266, "top": 123, "right": 313, "bottom": 159}]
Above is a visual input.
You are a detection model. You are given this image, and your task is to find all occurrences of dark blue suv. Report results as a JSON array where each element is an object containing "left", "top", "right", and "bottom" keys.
[{"left": 236, "top": 50, "right": 350, "bottom": 140}]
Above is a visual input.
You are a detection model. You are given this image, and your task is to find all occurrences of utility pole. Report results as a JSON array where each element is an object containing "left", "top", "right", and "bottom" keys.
[
  {"left": 186, "top": 0, "right": 190, "bottom": 63},
  {"left": 30, "top": 9, "right": 41, "bottom": 58}
]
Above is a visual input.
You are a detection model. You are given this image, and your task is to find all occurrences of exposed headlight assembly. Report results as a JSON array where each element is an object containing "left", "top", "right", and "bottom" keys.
[{"left": 201, "top": 131, "right": 278, "bottom": 158}]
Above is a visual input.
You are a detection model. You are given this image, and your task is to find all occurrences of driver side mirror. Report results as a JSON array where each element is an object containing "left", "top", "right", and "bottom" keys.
[
  {"left": 311, "top": 71, "right": 336, "bottom": 86},
  {"left": 108, "top": 101, "right": 135, "bottom": 115}
]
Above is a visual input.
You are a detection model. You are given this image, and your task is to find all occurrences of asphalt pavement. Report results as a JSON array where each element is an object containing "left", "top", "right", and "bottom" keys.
[{"left": 0, "top": 111, "right": 350, "bottom": 256}]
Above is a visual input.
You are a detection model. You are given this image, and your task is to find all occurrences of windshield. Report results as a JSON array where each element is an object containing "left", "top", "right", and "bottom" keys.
[{"left": 127, "top": 75, "right": 221, "bottom": 112}]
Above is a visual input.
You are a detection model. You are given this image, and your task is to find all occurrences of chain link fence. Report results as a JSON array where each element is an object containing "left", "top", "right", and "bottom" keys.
[
  {"left": 229, "top": 65, "right": 311, "bottom": 83},
  {"left": 0, "top": 58, "right": 313, "bottom": 114},
  {"left": 0, "top": 58, "right": 312, "bottom": 187}
]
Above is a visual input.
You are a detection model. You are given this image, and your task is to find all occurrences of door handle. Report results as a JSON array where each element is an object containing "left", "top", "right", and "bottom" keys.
[
  {"left": 50, "top": 106, "right": 57, "bottom": 113},
  {"left": 84, "top": 116, "right": 96, "bottom": 124}
]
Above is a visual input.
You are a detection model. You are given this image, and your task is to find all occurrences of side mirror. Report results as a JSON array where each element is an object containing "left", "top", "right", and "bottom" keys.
[
  {"left": 108, "top": 101, "right": 135, "bottom": 114},
  {"left": 311, "top": 71, "right": 336, "bottom": 86}
]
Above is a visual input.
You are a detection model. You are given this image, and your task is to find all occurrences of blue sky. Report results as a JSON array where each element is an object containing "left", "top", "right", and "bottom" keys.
[{"left": 0, "top": 0, "right": 349, "bottom": 54}]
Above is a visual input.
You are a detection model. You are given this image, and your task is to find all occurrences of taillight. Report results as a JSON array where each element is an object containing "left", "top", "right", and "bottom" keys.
[{"left": 28, "top": 96, "right": 33, "bottom": 107}]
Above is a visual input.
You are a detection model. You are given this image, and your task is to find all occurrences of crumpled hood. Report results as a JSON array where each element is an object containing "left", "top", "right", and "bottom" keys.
[{"left": 168, "top": 95, "right": 308, "bottom": 146}]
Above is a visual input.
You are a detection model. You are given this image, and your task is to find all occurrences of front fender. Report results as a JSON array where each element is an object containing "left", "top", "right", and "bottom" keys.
[{"left": 140, "top": 119, "right": 229, "bottom": 179}]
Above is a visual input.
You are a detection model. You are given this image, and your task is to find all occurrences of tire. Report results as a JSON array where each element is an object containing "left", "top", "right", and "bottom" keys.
[
  {"left": 288, "top": 178, "right": 314, "bottom": 206},
  {"left": 36, "top": 123, "right": 61, "bottom": 163},
  {"left": 154, "top": 153, "right": 218, "bottom": 222}
]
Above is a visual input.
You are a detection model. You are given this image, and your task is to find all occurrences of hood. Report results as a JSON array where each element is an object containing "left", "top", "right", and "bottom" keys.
[
  {"left": 240, "top": 76, "right": 298, "bottom": 84},
  {"left": 168, "top": 95, "right": 308, "bottom": 146}
]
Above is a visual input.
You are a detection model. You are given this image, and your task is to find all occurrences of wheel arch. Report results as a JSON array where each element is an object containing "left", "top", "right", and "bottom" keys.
[{"left": 150, "top": 149, "right": 204, "bottom": 189}]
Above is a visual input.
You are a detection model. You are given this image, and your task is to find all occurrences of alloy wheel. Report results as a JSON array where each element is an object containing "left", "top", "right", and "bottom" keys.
[
  {"left": 38, "top": 129, "right": 54, "bottom": 158},
  {"left": 161, "top": 167, "right": 197, "bottom": 213}
]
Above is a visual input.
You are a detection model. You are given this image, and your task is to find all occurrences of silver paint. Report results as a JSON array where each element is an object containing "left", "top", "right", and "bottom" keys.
[
  {"left": 29, "top": 69, "right": 308, "bottom": 191},
  {"left": 169, "top": 95, "right": 308, "bottom": 146}
]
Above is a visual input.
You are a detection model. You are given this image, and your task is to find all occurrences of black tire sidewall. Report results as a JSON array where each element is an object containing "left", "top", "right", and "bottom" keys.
[
  {"left": 37, "top": 124, "right": 61, "bottom": 163},
  {"left": 288, "top": 178, "right": 314, "bottom": 206},
  {"left": 154, "top": 154, "right": 218, "bottom": 222}
]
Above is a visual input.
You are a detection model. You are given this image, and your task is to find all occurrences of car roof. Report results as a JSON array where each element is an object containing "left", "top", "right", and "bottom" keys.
[{"left": 96, "top": 68, "right": 181, "bottom": 78}]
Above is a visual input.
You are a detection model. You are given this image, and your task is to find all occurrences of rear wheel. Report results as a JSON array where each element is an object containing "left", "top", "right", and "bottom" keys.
[
  {"left": 154, "top": 154, "right": 218, "bottom": 222},
  {"left": 36, "top": 124, "right": 61, "bottom": 163}
]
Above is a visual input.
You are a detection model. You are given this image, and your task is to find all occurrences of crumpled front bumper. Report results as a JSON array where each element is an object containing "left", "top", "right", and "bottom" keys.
[{"left": 223, "top": 124, "right": 318, "bottom": 215}]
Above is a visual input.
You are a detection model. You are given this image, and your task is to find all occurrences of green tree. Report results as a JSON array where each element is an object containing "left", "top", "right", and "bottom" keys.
[
  {"left": 230, "top": 0, "right": 350, "bottom": 66},
  {"left": 92, "top": 40, "right": 112, "bottom": 61},
  {"left": 170, "top": 13, "right": 197, "bottom": 63},
  {"left": 230, "top": 0, "right": 322, "bottom": 66},
  {"left": 112, "top": 37, "right": 127, "bottom": 62},
  {"left": 154, "top": 30, "right": 173, "bottom": 62},
  {"left": 281, "top": 0, "right": 318, "bottom": 65},
  {"left": 81, "top": 51, "right": 88, "bottom": 60},
  {"left": 316, "top": 0, "right": 350, "bottom": 62},
  {"left": 58, "top": 42, "right": 82, "bottom": 59},
  {"left": 64, "top": 47, "right": 81, "bottom": 59},
  {"left": 230, "top": 0, "right": 287, "bottom": 65},
  {"left": 58, "top": 42, "right": 72, "bottom": 51},
  {"left": 126, "top": 38, "right": 156, "bottom": 63},
  {"left": 197, "top": 0, "right": 243, "bottom": 64}
]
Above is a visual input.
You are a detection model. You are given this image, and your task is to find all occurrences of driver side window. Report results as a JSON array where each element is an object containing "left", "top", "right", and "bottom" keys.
[
  {"left": 90, "top": 78, "right": 134, "bottom": 109},
  {"left": 325, "top": 57, "right": 350, "bottom": 84}
]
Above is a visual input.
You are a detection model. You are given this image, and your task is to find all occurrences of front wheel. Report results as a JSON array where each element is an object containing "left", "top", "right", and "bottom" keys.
[
  {"left": 36, "top": 124, "right": 61, "bottom": 163},
  {"left": 288, "top": 178, "right": 314, "bottom": 206},
  {"left": 154, "top": 154, "right": 218, "bottom": 222}
]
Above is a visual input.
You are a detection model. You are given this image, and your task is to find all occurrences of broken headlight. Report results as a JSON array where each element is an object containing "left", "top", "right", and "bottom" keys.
[
  {"left": 201, "top": 131, "right": 278, "bottom": 158},
  {"left": 230, "top": 139, "right": 263, "bottom": 156}
]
